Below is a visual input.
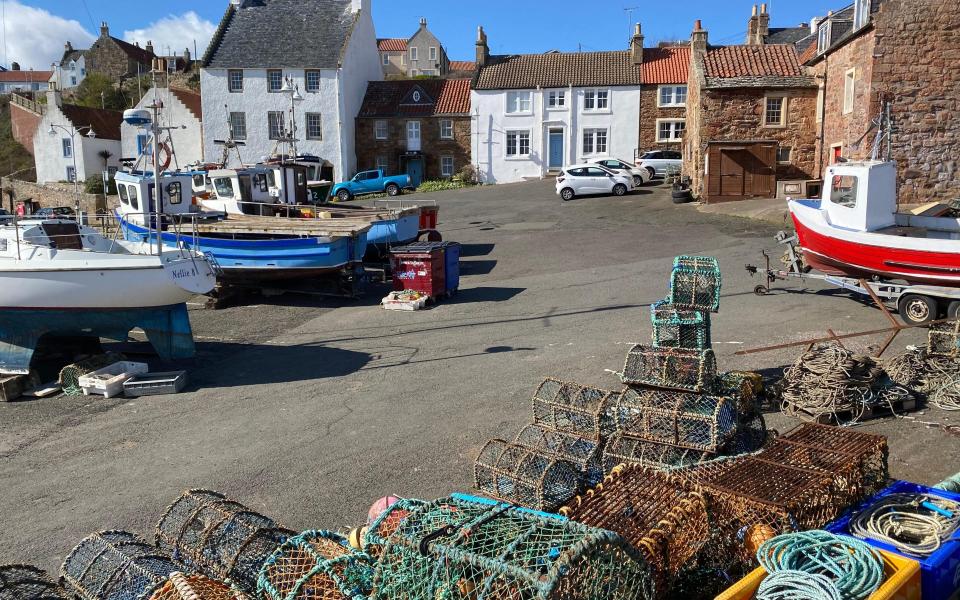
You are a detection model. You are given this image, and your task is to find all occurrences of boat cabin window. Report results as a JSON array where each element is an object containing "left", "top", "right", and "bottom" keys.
[
  {"left": 830, "top": 175, "right": 858, "bottom": 208},
  {"left": 118, "top": 184, "right": 129, "bottom": 205},
  {"left": 296, "top": 171, "right": 306, "bottom": 186},
  {"left": 267, "top": 170, "right": 277, "bottom": 188},
  {"left": 254, "top": 173, "right": 268, "bottom": 193},
  {"left": 128, "top": 185, "right": 139, "bottom": 211},
  {"left": 214, "top": 177, "right": 235, "bottom": 198},
  {"left": 192, "top": 174, "right": 205, "bottom": 188},
  {"left": 167, "top": 182, "right": 182, "bottom": 205}
]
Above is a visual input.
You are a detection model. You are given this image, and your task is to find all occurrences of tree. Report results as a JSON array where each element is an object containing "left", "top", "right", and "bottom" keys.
[{"left": 73, "top": 73, "right": 127, "bottom": 110}]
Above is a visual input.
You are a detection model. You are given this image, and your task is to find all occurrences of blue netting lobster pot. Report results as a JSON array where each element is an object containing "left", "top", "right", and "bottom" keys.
[
  {"left": 60, "top": 531, "right": 177, "bottom": 600},
  {"left": 514, "top": 423, "right": 604, "bottom": 487},
  {"left": 621, "top": 345, "right": 718, "bottom": 393},
  {"left": 668, "top": 256, "right": 721, "bottom": 313},
  {"left": 257, "top": 531, "right": 373, "bottom": 600},
  {"left": 602, "top": 432, "right": 717, "bottom": 473},
  {"left": 474, "top": 439, "right": 583, "bottom": 512},
  {"left": 531, "top": 378, "right": 617, "bottom": 440},
  {"left": 650, "top": 300, "right": 712, "bottom": 350},
  {"left": 366, "top": 494, "right": 656, "bottom": 600}
]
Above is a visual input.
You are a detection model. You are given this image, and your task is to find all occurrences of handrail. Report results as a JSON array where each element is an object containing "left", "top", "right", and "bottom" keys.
[{"left": 204, "top": 197, "right": 416, "bottom": 219}]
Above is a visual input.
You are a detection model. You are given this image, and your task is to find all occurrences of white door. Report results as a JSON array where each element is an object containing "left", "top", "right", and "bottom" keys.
[{"left": 407, "top": 121, "right": 421, "bottom": 152}]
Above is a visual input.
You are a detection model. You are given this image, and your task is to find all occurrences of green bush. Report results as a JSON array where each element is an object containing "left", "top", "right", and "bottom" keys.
[
  {"left": 416, "top": 180, "right": 469, "bottom": 193},
  {"left": 83, "top": 174, "right": 117, "bottom": 195}
]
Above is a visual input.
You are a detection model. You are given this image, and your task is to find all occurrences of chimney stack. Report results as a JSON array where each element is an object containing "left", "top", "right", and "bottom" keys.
[
  {"left": 419, "top": 17, "right": 427, "bottom": 28},
  {"left": 631, "top": 23, "right": 645, "bottom": 65},
  {"left": 691, "top": 20, "right": 708, "bottom": 56},
  {"left": 758, "top": 4, "right": 770, "bottom": 43},
  {"left": 100, "top": 21, "right": 109, "bottom": 37},
  {"left": 65, "top": 41, "right": 73, "bottom": 52},
  {"left": 476, "top": 26, "right": 489, "bottom": 67},
  {"left": 184, "top": 47, "right": 191, "bottom": 64},
  {"left": 746, "top": 5, "right": 759, "bottom": 45},
  {"left": 145, "top": 40, "right": 155, "bottom": 56}
]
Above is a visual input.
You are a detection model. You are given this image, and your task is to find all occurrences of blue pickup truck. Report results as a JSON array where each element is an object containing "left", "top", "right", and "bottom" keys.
[{"left": 330, "top": 169, "right": 415, "bottom": 202}]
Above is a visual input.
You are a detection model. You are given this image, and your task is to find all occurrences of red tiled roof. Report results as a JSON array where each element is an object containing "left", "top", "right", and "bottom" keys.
[
  {"left": 170, "top": 88, "right": 201, "bottom": 121},
  {"left": 449, "top": 60, "right": 476, "bottom": 72},
  {"left": 475, "top": 51, "right": 642, "bottom": 90},
  {"left": 641, "top": 46, "right": 689, "bottom": 84},
  {"left": 60, "top": 103, "right": 124, "bottom": 140},
  {"left": 703, "top": 44, "right": 804, "bottom": 78},
  {"left": 0, "top": 70, "right": 52, "bottom": 82},
  {"left": 797, "top": 40, "right": 819, "bottom": 65},
  {"left": 359, "top": 78, "right": 471, "bottom": 117},
  {"left": 378, "top": 38, "right": 407, "bottom": 52}
]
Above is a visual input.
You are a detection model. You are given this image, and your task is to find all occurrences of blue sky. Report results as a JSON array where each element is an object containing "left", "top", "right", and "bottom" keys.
[{"left": 4, "top": 0, "right": 846, "bottom": 70}]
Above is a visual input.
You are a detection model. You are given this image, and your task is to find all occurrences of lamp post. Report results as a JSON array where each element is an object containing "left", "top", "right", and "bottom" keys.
[
  {"left": 48, "top": 123, "right": 96, "bottom": 216},
  {"left": 279, "top": 75, "right": 303, "bottom": 163}
]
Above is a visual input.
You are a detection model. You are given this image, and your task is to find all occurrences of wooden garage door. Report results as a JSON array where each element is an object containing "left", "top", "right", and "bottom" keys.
[{"left": 707, "top": 143, "right": 776, "bottom": 202}]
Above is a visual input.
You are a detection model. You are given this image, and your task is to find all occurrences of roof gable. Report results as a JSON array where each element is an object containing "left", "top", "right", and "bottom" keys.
[
  {"left": 399, "top": 84, "right": 434, "bottom": 107},
  {"left": 170, "top": 88, "right": 202, "bottom": 121},
  {"left": 474, "top": 50, "right": 643, "bottom": 90},
  {"left": 641, "top": 46, "right": 689, "bottom": 85},
  {"left": 110, "top": 37, "right": 155, "bottom": 64},
  {"left": 378, "top": 38, "right": 407, "bottom": 52},
  {"left": 359, "top": 78, "right": 470, "bottom": 117}
]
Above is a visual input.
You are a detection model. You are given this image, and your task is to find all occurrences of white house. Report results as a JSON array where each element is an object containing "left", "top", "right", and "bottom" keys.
[
  {"left": 0, "top": 67, "right": 52, "bottom": 94},
  {"left": 50, "top": 42, "right": 86, "bottom": 90},
  {"left": 121, "top": 87, "right": 204, "bottom": 167},
  {"left": 34, "top": 89, "right": 122, "bottom": 184},
  {"left": 471, "top": 27, "right": 644, "bottom": 184},
  {"left": 200, "top": 0, "right": 382, "bottom": 182}
]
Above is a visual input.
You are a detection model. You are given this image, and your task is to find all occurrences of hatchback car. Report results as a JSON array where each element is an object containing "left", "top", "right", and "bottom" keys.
[
  {"left": 589, "top": 157, "right": 651, "bottom": 187},
  {"left": 34, "top": 206, "right": 77, "bottom": 219},
  {"left": 637, "top": 150, "right": 682, "bottom": 179},
  {"left": 556, "top": 165, "right": 633, "bottom": 201}
]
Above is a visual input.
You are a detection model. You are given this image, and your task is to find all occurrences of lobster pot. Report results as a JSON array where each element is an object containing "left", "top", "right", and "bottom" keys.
[
  {"left": 155, "top": 489, "right": 292, "bottom": 594},
  {"left": 148, "top": 573, "right": 242, "bottom": 600},
  {"left": 560, "top": 466, "right": 710, "bottom": 584},
  {"left": 668, "top": 256, "right": 721, "bottom": 313},
  {"left": 60, "top": 531, "right": 177, "bottom": 600},
  {"left": 369, "top": 495, "right": 656, "bottom": 600},
  {"left": 603, "top": 387, "right": 737, "bottom": 452},
  {"left": 650, "top": 301, "right": 711, "bottom": 350},
  {"left": 0, "top": 565, "right": 68, "bottom": 600},
  {"left": 362, "top": 499, "right": 428, "bottom": 560},
  {"left": 929, "top": 320, "right": 960, "bottom": 357},
  {"left": 780, "top": 423, "right": 889, "bottom": 498},
  {"left": 475, "top": 439, "right": 582, "bottom": 511},
  {"left": 602, "top": 432, "right": 715, "bottom": 473},
  {"left": 257, "top": 531, "right": 373, "bottom": 600},
  {"left": 717, "top": 371, "right": 763, "bottom": 416},
  {"left": 621, "top": 346, "right": 718, "bottom": 393},
  {"left": 531, "top": 378, "right": 617, "bottom": 439},
  {"left": 721, "top": 411, "right": 769, "bottom": 456},
  {"left": 514, "top": 424, "right": 603, "bottom": 486}
]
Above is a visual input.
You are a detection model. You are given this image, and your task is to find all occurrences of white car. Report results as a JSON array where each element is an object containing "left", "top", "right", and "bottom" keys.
[
  {"left": 555, "top": 164, "right": 633, "bottom": 201},
  {"left": 589, "top": 157, "right": 651, "bottom": 187},
  {"left": 637, "top": 150, "right": 683, "bottom": 179}
]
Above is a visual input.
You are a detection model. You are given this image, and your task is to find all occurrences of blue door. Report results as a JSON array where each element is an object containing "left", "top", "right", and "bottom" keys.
[
  {"left": 549, "top": 130, "right": 564, "bottom": 168},
  {"left": 406, "top": 159, "right": 424, "bottom": 187}
]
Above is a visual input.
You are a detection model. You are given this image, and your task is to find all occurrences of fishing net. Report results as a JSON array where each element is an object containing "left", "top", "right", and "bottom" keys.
[
  {"left": 148, "top": 573, "right": 242, "bottom": 600},
  {"left": 362, "top": 499, "right": 429, "bottom": 561},
  {"left": 60, "top": 531, "right": 177, "bottom": 600},
  {"left": 367, "top": 495, "right": 656, "bottom": 600},
  {"left": 155, "top": 489, "right": 292, "bottom": 594},
  {"left": 650, "top": 301, "right": 712, "bottom": 350},
  {"left": 59, "top": 353, "right": 126, "bottom": 396},
  {"left": 929, "top": 320, "right": 960, "bottom": 358},
  {"left": 0, "top": 565, "right": 67, "bottom": 600},
  {"left": 474, "top": 439, "right": 582, "bottom": 511},
  {"left": 257, "top": 531, "right": 373, "bottom": 600},
  {"left": 531, "top": 378, "right": 616, "bottom": 439},
  {"left": 601, "top": 387, "right": 738, "bottom": 452},
  {"left": 602, "top": 432, "right": 716, "bottom": 473},
  {"left": 621, "top": 346, "right": 718, "bottom": 393},
  {"left": 668, "top": 256, "right": 721, "bottom": 313},
  {"left": 560, "top": 465, "right": 710, "bottom": 590},
  {"left": 513, "top": 424, "right": 604, "bottom": 487}
]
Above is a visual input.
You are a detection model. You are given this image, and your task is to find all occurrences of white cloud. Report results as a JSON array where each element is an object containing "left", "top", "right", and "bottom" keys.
[
  {"left": 123, "top": 11, "right": 215, "bottom": 59},
  {"left": 0, "top": 1, "right": 94, "bottom": 71}
]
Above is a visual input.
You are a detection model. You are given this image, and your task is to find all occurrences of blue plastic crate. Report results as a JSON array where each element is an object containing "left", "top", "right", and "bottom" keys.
[{"left": 826, "top": 480, "right": 960, "bottom": 600}]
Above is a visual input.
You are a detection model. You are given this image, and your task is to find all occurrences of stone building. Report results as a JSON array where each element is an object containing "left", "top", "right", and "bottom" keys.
[
  {"left": 84, "top": 22, "right": 155, "bottom": 80},
  {"left": 377, "top": 19, "right": 456, "bottom": 78},
  {"left": 683, "top": 20, "right": 818, "bottom": 203},
  {"left": 356, "top": 78, "right": 471, "bottom": 184},
  {"left": 636, "top": 37, "right": 690, "bottom": 153},
  {"left": 804, "top": 0, "right": 960, "bottom": 204}
]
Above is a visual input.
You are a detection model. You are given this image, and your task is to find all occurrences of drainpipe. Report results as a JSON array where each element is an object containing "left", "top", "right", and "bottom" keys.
[{"left": 816, "top": 56, "right": 828, "bottom": 179}]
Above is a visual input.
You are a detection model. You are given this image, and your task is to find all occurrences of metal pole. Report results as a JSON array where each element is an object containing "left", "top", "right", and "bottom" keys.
[
  {"left": 71, "top": 129, "right": 80, "bottom": 217},
  {"left": 152, "top": 100, "right": 162, "bottom": 257}
]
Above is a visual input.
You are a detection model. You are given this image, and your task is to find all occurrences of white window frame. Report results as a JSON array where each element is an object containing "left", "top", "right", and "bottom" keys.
[
  {"left": 816, "top": 86, "right": 825, "bottom": 123},
  {"left": 375, "top": 120, "right": 388, "bottom": 140},
  {"left": 382, "top": 53, "right": 390, "bottom": 66},
  {"left": 267, "top": 111, "right": 285, "bottom": 140},
  {"left": 429, "top": 46, "right": 437, "bottom": 61},
  {"left": 817, "top": 21, "right": 832, "bottom": 54},
  {"left": 440, "top": 119, "right": 454, "bottom": 140},
  {"left": 658, "top": 85, "right": 687, "bottom": 107},
  {"left": 305, "top": 70, "right": 321, "bottom": 93},
  {"left": 763, "top": 95, "right": 787, "bottom": 127},
  {"left": 66, "top": 166, "right": 76, "bottom": 182},
  {"left": 854, "top": 0, "right": 871, "bottom": 30},
  {"left": 656, "top": 119, "right": 686, "bottom": 142},
  {"left": 583, "top": 88, "right": 610, "bottom": 112},
  {"left": 410, "top": 47, "right": 418, "bottom": 61},
  {"left": 441, "top": 156, "right": 454, "bottom": 177},
  {"left": 229, "top": 112, "right": 247, "bottom": 140},
  {"left": 305, "top": 112, "right": 323, "bottom": 140},
  {"left": 228, "top": 69, "right": 243, "bottom": 93},
  {"left": 506, "top": 91, "right": 533, "bottom": 115},
  {"left": 376, "top": 155, "right": 389, "bottom": 172},
  {"left": 546, "top": 90, "right": 566, "bottom": 109},
  {"left": 62, "top": 138, "right": 72, "bottom": 158},
  {"left": 843, "top": 68, "right": 856, "bottom": 115},
  {"left": 267, "top": 69, "right": 283, "bottom": 93},
  {"left": 582, "top": 128, "right": 608, "bottom": 156},
  {"left": 505, "top": 129, "right": 531, "bottom": 159},
  {"left": 777, "top": 146, "right": 792, "bottom": 164}
]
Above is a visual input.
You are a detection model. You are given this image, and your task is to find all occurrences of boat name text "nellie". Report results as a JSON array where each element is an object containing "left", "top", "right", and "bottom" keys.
[{"left": 170, "top": 267, "right": 197, "bottom": 280}]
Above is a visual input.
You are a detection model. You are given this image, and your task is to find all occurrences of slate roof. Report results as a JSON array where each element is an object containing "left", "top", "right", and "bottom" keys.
[
  {"left": 111, "top": 37, "right": 155, "bottom": 64},
  {"left": 359, "top": 78, "right": 471, "bottom": 117},
  {"left": 60, "top": 103, "right": 124, "bottom": 140},
  {"left": 641, "top": 46, "right": 689, "bottom": 85},
  {"left": 170, "top": 88, "right": 202, "bottom": 120},
  {"left": 0, "top": 71, "right": 53, "bottom": 82},
  {"left": 60, "top": 48, "right": 86, "bottom": 64},
  {"left": 378, "top": 38, "right": 407, "bottom": 52},
  {"left": 765, "top": 26, "right": 812, "bottom": 45},
  {"left": 449, "top": 60, "right": 476, "bottom": 73},
  {"left": 204, "top": 0, "right": 357, "bottom": 69},
  {"left": 474, "top": 50, "right": 643, "bottom": 90},
  {"left": 703, "top": 44, "right": 815, "bottom": 88}
]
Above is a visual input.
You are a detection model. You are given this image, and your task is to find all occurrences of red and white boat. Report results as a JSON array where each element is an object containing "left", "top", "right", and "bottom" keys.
[{"left": 789, "top": 161, "right": 960, "bottom": 287}]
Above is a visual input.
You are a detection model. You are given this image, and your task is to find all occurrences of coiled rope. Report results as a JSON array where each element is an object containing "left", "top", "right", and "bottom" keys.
[
  {"left": 756, "top": 530, "right": 884, "bottom": 600},
  {"left": 885, "top": 346, "right": 960, "bottom": 411},
  {"left": 849, "top": 492, "right": 960, "bottom": 557},
  {"left": 758, "top": 570, "right": 842, "bottom": 600}
]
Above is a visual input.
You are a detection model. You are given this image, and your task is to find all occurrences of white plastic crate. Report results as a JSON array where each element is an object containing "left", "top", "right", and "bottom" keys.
[{"left": 78, "top": 362, "right": 149, "bottom": 398}]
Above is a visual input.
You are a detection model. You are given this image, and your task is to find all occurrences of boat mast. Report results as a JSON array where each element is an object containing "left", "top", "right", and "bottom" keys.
[{"left": 151, "top": 80, "right": 163, "bottom": 257}]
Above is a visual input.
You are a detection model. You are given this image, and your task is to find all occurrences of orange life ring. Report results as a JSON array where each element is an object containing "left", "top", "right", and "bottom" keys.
[{"left": 156, "top": 142, "right": 172, "bottom": 171}]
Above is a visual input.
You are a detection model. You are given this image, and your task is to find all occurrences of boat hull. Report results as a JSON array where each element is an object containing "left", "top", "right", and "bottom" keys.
[
  {"left": 367, "top": 213, "right": 420, "bottom": 246},
  {"left": 790, "top": 200, "right": 960, "bottom": 287}
]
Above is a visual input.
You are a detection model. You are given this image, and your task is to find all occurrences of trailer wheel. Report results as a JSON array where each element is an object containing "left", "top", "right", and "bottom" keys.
[
  {"left": 898, "top": 294, "right": 937, "bottom": 325},
  {"left": 754, "top": 285, "right": 769, "bottom": 296},
  {"left": 947, "top": 300, "right": 960, "bottom": 320}
]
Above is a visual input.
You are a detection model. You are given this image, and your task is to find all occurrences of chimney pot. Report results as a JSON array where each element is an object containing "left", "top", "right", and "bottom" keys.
[
  {"left": 761, "top": 3, "right": 767, "bottom": 13},
  {"left": 631, "top": 22, "right": 645, "bottom": 65},
  {"left": 100, "top": 21, "right": 109, "bottom": 37},
  {"left": 476, "top": 26, "right": 489, "bottom": 67},
  {"left": 420, "top": 17, "right": 427, "bottom": 27},
  {"left": 752, "top": 5, "right": 758, "bottom": 16}
]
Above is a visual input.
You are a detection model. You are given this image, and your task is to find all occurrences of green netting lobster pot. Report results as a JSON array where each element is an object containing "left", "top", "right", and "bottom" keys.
[
  {"left": 368, "top": 495, "right": 656, "bottom": 600},
  {"left": 362, "top": 499, "right": 429, "bottom": 560},
  {"left": 475, "top": 439, "right": 583, "bottom": 511},
  {"left": 514, "top": 424, "right": 604, "bottom": 486},
  {"left": 602, "top": 387, "right": 737, "bottom": 452},
  {"left": 929, "top": 320, "right": 960, "bottom": 357},
  {"left": 650, "top": 300, "right": 712, "bottom": 350},
  {"left": 0, "top": 565, "right": 68, "bottom": 600},
  {"left": 155, "top": 489, "right": 293, "bottom": 594},
  {"left": 668, "top": 256, "right": 721, "bottom": 313},
  {"left": 257, "top": 531, "right": 373, "bottom": 600},
  {"left": 602, "top": 432, "right": 716, "bottom": 473},
  {"left": 621, "top": 345, "right": 718, "bottom": 393},
  {"left": 60, "top": 531, "right": 177, "bottom": 600},
  {"left": 531, "top": 378, "right": 617, "bottom": 439}
]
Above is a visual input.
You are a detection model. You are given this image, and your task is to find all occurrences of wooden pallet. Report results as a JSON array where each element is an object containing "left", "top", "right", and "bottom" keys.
[{"left": 793, "top": 396, "right": 919, "bottom": 425}]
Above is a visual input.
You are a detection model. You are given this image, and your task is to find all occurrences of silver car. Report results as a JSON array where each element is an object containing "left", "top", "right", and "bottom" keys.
[{"left": 637, "top": 150, "right": 682, "bottom": 179}]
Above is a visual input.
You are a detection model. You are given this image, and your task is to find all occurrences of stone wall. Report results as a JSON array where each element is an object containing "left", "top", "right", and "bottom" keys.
[
  {"left": 0, "top": 177, "right": 118, "bottom": 215},
  {"left": 85, "top": 38, "right": 143, "bottom": 80},
  {"left": 356, "top": 116, "right": 471, "bottom": 180},
  {"left": 639, "top": 86, "right": 686, "bottom": 152},
  {"left": 9, "top": 97, "right": 42, "bottom": 155}
]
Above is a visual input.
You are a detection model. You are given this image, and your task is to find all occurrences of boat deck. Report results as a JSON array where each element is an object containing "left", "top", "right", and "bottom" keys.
[{"left": 179, "top": 215, "right": 372, "bottom": 237}]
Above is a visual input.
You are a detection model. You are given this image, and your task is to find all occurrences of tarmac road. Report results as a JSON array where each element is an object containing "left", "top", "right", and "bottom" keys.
[{"left": 1, "top": 179, "right": 956, "bottom": 571}]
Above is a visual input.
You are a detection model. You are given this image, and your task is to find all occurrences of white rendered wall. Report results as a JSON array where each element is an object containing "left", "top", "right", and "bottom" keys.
[
  {"left": 121, "top": 88, "right": 204, "bottom": 167},
  {"left": 337, "top": 2, "right": 383, "bottom": 179},
  {"left": 34, "top": 101, "right": 120, "bottom": 184}
]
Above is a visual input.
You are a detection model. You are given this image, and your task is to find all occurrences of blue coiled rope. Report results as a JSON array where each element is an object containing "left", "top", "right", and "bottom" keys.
[{"left": 756, "top": 530, "right": 884, "bottom": 600}]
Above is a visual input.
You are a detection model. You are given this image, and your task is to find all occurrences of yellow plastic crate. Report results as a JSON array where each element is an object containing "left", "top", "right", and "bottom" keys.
[{"left": 715, "top": 549, "right": 921, "bottom": 600}]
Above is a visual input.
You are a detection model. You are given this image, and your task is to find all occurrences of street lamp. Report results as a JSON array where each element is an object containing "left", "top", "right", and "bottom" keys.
[
  {"left": 279, "top": 76, "right": 303, "bottom": 163},
  {"left": 48, "top": 123, "right": 96, "bottom": 215}
]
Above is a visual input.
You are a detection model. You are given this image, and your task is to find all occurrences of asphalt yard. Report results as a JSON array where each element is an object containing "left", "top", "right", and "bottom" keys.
[{"left": 1, "top": 178, "right": 956, "bottom": 570}]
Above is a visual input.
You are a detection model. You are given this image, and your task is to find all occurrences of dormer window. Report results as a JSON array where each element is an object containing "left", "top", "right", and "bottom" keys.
[
  {"left": 853, "top": 0, "right": 871, "bottom": 29},
  {"left": 817, "top": 21, "right": 831, "bottom": 54}
]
